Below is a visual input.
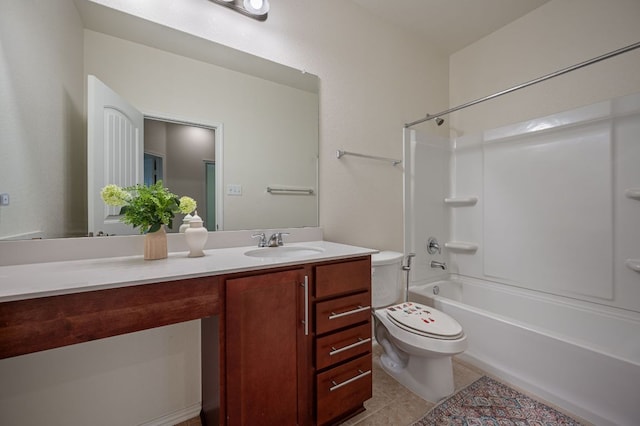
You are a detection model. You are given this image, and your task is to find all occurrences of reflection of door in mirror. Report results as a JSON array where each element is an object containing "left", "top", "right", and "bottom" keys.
[{"left": 87, "top": 75, "right": 143, "bottom": 237}]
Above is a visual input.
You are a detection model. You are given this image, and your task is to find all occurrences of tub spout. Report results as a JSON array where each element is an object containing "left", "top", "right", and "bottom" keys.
[{"left": 430, "top": 260, "right": 447, "bottom": 270}]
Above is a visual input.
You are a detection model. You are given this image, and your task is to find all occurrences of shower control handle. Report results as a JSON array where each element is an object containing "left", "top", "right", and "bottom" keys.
[{"left": 427, "top": 237, "right": 441, "bottom": 255}]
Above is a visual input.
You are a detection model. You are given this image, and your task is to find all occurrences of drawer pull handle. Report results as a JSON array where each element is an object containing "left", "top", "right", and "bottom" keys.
[
  {"left": 329, "top": 305, "right": 371, "bottom": 320},
  {"left": 330, "top": 369, "right": 371, "bottom": 392},
  {"left": 330, "top": 337, "right": 371, "bottom": 356}
]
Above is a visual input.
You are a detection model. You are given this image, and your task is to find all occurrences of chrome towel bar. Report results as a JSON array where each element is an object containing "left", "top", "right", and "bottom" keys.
[
  {"left": 266, "top": 187, "right": 314, "bottom": 195},
  {"left": 336, "top": 149, "right": 401, "bottom": 166}
]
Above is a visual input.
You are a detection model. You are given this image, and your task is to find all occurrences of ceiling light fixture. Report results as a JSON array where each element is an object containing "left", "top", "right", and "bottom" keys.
[{"left": 210, "top": 0, "right": 270, "bottom": 21}]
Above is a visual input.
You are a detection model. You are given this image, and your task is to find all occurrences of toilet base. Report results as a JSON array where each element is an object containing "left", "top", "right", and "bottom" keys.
[{"left": 378, "top": 347, "right": 456, "bottom": 402}]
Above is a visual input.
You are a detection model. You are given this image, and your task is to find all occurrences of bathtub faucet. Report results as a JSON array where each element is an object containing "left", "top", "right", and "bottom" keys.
[{"left": 430, "top": 260, "right": 447, "bottom": 270}]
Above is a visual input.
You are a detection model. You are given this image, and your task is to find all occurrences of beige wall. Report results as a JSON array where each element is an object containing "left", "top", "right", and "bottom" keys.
[
  {"left": 0, "top": 0, "right": 85, "bottom": 239},
  {"left": 449, "top": 0, "right": 640, "bottom": 135}
]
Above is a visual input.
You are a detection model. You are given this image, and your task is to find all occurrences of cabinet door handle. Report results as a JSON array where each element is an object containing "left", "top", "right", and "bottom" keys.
[
  {"left": 330, "top": 337, "right": 371, "bottom": 356},
  {"left": 329, "top": 305, "right": 371, "bottom": 320},
  {"left": 329, "top": 369, "right": 371, "bottom": 392},
  {"left": 302, "top": 276, "right": 309, "bottom": 336}
]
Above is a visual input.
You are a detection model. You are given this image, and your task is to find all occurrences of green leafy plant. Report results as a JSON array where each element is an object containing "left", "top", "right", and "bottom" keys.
[{"left": 101, "top": 181, "right": 197, "bottom": 234}]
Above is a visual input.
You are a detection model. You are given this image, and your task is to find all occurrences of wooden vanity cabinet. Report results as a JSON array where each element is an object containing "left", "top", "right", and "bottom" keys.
[
  {"left": 205, "top": 255, "right": 372, "bottom": 426},
  {"left": 312, "top": 257, "right": 372, "bottom": 425},
  {"left": 223, "top": 267, "right": 312, "bottom": 426}
]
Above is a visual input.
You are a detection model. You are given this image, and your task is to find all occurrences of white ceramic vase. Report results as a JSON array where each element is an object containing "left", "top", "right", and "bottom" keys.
[
  {"left": 179, "top": 213, "right": 193, "bottom": 233},
  {"left": 184, "top": 212, "right": 208, "bottom": 257}
]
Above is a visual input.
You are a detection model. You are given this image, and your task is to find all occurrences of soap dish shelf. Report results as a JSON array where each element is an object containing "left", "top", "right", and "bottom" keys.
[
  {"left": 444, "top": 197, "right": 478, "bottom": 207},
  {"left": 625, "top": 259, "right": 640, "bottom": 273},
  {"left": 445, "top": 242, "right": 479, "bottom": 253}
]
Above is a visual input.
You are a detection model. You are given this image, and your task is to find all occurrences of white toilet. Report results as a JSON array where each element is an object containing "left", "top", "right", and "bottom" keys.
[{"left": 372, "top": 251, "right": 467, "bottom": 402}]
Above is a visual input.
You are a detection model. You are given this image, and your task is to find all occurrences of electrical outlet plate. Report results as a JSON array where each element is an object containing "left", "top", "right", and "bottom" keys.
[{"left": 226, "top": 184, "right": 242, "bottom": 196}]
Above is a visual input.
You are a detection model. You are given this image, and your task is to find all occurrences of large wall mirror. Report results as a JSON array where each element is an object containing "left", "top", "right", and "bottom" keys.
[{"left": 0, "top": 0, "right": 319, "bottom": 240}]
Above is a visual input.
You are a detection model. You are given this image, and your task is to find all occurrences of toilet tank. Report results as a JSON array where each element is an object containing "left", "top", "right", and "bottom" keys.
[{"left": 371, "top": 251, "right": 404, "bottom": 308}]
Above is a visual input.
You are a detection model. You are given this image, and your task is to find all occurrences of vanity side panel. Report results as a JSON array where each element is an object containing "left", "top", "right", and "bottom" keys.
[
  {"left": 0, "top": 276, "right": 220, "bottom": 359},
  {"left": 201, "top": 315, "right": 222, "bottom": 426}
]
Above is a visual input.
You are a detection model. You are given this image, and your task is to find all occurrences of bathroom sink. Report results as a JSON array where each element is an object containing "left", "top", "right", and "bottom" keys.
[{"left": 244, "top": 246, "right": 324, "bottom": 259}]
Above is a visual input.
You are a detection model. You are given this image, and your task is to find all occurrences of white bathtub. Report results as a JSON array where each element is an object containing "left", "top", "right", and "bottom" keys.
[{"left": 410, "top": 277, "right": 640, "bottom": 426}]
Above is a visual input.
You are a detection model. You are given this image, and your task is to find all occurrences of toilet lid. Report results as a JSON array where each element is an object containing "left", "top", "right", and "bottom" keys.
[{"left": 385, "top": 302, "right": 463, "bottom": 339}]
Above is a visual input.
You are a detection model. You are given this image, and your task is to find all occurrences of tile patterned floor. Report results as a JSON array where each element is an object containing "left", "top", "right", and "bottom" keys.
[
  {"left": 342, "top": 344, "right": 483, "bottom": 425},
  {"left": 176, "top": 343, "right": 585, "bottom": 426},
  {"left": 175, "top": 417, "right": 202, "bottom": 426}
]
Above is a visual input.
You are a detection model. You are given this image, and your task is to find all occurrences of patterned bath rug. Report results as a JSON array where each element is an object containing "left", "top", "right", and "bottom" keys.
[{"left": 412, "top": 376, "right": 583, "bottom": 425}]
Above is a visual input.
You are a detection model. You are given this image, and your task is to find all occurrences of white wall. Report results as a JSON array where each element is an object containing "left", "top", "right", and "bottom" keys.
[{"left": 0, "top": 0, "right": 85, "bottom": 239}]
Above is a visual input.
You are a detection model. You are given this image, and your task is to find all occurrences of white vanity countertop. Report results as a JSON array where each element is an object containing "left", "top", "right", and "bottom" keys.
[{"left": 0, "top": 241, "right": 377, "bottom": 303}]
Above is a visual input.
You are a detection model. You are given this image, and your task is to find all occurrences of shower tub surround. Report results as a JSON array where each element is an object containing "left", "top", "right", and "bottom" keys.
[{"left": 404, "top": 92, "right": 640, "bottom": 426}]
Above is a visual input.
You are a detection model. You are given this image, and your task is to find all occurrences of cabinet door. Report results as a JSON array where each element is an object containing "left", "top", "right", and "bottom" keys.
[{"left": 226, "top": 269, "right": 306, "bottom": 425}]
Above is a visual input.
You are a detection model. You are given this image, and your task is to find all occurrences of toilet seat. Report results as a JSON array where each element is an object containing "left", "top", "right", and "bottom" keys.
[{"left": 384, "top": 302, "right": 463, "bottom": 340}]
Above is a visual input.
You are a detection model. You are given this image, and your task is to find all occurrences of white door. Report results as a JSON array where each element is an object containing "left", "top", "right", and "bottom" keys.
[{"left": 87, "top": 75, "right": 144, "bottom": 236}]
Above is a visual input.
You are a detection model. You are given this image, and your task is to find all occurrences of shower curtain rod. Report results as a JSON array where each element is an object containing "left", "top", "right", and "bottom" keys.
[{"left": 405, "top": 40, "right": 640, "bottom": 128}]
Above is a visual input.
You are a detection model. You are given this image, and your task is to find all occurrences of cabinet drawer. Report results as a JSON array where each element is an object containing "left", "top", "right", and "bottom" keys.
[
  {"left": 315, "top": 258, "right": 371, "bottom": 299},
  {"left": 316, "top": 353, "right": 372, "bottom": 426},
  {"left": 316, "top": 323, "right": 371, "bottom": 370},
  {"left": 315, "top": 291, "right": 371, "bottom": 335}
]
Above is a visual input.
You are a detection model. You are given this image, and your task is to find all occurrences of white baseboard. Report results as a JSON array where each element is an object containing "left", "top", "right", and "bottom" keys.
[{"left": 138, "top": 402, "right": 202, "bottom": 426}]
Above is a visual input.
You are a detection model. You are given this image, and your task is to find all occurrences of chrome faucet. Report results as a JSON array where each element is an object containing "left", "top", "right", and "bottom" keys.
[
  {"left": 251, "top": 232, "right": 267, "bottom": 247},
  {"left": 430, "top": 260, "right": 447, "bottom": 270},
  {"left": 267, "top": 232, "right": 290, "bottom": 247}
]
